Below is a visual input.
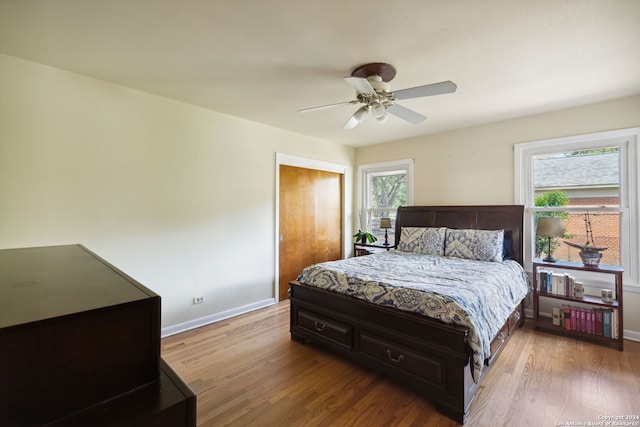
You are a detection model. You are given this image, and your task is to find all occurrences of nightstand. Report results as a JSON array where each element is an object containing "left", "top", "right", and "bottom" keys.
[
  {"left": 353, "top": 242, "right": 395, "bottom": 257},
  {"left": 532, "top": 259, "right": 623, "bottom": 350}
]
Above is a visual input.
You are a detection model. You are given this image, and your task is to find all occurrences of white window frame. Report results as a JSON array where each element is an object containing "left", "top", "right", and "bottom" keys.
[
  {"left": 358, "top": 159, "right": 414, "bottom": 230},
  {"left": 515, "top": 127, "right": 639, "bottom": 288}
]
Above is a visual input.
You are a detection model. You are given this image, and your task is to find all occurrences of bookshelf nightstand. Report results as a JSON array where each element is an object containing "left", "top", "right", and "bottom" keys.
[{"left": 532, "top": 259, "right": 623, "bottom": 350}]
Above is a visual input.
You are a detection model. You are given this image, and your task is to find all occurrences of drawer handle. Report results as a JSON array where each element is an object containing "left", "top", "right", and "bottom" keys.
[
  {"left": 498, "top": 332, "right": 506, "bottom": 343},
  {"left": 386, "top": 349, "right": 405, "bottom": 364},
  {"left": 514, "top": 311, "right": 521, "bottom": 321},
  {"left": 314, "top": 321, "right": 326, "bottom": 332}
]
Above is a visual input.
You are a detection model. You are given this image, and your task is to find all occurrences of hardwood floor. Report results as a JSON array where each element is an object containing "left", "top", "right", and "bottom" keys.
[{"left": 161, "top": 301, "right": 640, "bottom": 426}]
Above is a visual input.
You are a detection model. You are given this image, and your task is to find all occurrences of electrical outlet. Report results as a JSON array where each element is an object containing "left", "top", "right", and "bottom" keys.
[{"left": 193, "top": 295, "right": 205, "bottom": 304}]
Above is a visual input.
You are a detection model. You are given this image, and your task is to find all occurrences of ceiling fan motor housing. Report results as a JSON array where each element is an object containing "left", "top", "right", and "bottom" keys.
[{"left": 367, "top": 75, "right": 391, "bottom": 93}]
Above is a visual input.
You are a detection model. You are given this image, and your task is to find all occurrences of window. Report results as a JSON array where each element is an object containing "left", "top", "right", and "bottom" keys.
[
  {"left": 358, "top": 159, "right": 413, "bottom": 242},
  {"left": 515, "top": 128, "right": 639, "bottom": 286}
]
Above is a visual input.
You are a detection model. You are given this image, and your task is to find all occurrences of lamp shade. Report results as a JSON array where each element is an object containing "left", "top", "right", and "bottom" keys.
[
  {"left": 536, "top": 217, "right": 564, "bottom": 237},
  {"left": 380, "top": 218, "right": 392, "bottom": 229}
]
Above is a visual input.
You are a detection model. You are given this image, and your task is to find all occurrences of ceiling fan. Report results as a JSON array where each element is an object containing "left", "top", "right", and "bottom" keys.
[{"left": 299, "top": 63, "right": 457, "bottom": 130}]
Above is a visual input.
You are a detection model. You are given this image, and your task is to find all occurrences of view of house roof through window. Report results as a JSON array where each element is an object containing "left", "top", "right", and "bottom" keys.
[{"left": 534, "top": 150, "right": 619, "bottom": 195}]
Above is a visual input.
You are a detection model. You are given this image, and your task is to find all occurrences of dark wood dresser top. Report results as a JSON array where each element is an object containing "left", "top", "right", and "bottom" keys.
[{"left": 0, "top": 244, "right": 157, "bottom": 329}]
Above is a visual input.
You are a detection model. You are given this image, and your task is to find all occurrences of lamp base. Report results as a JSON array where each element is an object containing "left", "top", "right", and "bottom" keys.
[{"left": 543, "top": 237, "right": 556, "bottom": 262}]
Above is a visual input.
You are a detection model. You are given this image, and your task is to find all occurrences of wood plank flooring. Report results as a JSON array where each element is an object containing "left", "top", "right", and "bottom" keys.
[{"left": 161, "top": 301, "right": 640, "bottom": 426}]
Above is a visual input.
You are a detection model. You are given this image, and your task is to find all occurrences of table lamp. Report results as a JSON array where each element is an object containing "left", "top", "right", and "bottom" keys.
[
  {"left": 536, "top": 217, "right": 564, "bottom": 262},
  {"left": 380, "top": 217, "right": 392, "bottom": 246}
]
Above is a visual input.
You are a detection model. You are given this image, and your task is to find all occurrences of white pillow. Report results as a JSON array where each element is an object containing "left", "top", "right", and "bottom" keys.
[
  {"left": 397, "top": 227, "right": 446, "bottom": 256},
  {"left": 444, "top": 228, "right": 504, "bottom": 262}
]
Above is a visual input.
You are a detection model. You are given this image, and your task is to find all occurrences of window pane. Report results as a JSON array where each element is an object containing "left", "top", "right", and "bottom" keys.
[
  {"left": 533, "top": 148, "right": 620, "bottom": 207},
  {"left": 535, "top": 211, "right": 620, "bottom": 266},
  {"left": 369, "top": 172, "right": 407, "bottom": 210}
]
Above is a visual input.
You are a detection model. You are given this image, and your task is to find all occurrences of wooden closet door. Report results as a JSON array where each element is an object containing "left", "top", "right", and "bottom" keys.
[{"left": 278, "top": 165, "right": 342, "bottom": 301}]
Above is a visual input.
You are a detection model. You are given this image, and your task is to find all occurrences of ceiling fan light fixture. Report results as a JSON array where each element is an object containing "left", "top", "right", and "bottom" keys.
[
  {"left": 376, "top": 111, "right": 389, "bottom": 123},
  {"left": 353, "top": 106, "right": 369, "bottom": 123},
  {"left": 371, "top": 102, "right": 386, "bottom": 119},
  {"left": 342, "top": 105, "right": 369, "bottom": 130}
]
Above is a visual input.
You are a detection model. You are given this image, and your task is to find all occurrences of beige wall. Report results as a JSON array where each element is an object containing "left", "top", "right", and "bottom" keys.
[
  {"left": 0, "top": 54, "right": 355, "bottom": 329},
  {"left": 355, "top": 95, "right": 640, "bottom": 337}
]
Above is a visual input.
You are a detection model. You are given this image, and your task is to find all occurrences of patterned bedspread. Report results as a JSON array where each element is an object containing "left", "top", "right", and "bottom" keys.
[{"left": 296, "top": 250, "right": 530, "bottom": 382}]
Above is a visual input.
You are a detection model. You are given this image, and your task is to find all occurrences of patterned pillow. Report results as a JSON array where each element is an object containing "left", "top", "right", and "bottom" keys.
[
  {"left": 397, "top": 227, "right": 446, "bottom": 256},
  {"left": 444, "top": 228, "right": 504, "bottom": 262}
]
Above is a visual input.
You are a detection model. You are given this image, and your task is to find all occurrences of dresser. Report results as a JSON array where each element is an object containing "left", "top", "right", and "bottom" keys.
[{"left": 0, "top": 244, "right": 196, "bottom": 426}]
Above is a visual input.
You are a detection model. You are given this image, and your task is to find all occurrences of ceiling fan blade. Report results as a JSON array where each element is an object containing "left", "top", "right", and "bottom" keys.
[
  {"left": 343, "top": 106, "right": 368, "bottom": 130},
  {"left": 344, "top": 76, "right": 376, "bottom": 95},
  {"left": 387, "top": 104, "right": 426, "bottom": 124},
  {"left": 393, "top": 80, "right": 457, "bottom": 100},
  {"left": 298, "top": 100, "right": 356, "bottom": 113}
]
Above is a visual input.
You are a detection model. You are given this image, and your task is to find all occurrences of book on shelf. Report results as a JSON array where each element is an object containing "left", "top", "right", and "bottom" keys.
[
  {"left": 563, "top": 306, "right": 571, "bottom": 329},
  {"left": 552, "top": 307, "right": 561, "bottom": 326},
  {"left": 595, "top": 310, "right": 603, "bottom": 336},
  {"left": 536, "top": 268, "right": 578, "bottom": 297},
  {"left": 603, "top": 310, "right": 612, "bottom": 338},
  {"left": 558, "top": 304, "right": 617, "bottom": 339}
]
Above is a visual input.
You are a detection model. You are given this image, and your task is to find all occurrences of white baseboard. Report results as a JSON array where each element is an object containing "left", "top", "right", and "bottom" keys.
[
  {"left": 623, "top": 328, "right": 640, "bottom": 342},
  {"left": 524, "top": 308, "right": 639, "bottom": 343},
  {"left": 160, "top": 298, "right": 276, "bottom": 338}
]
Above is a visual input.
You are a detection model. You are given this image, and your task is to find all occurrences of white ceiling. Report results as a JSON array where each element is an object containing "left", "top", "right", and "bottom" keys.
[{"left": 1, "top": 1, "right": 639, "bottom": 147}]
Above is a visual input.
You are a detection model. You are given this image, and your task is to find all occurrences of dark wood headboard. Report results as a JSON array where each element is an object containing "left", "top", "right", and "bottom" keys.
[{"left": 394, "top": 205, "right": 524, "bottom": 266}]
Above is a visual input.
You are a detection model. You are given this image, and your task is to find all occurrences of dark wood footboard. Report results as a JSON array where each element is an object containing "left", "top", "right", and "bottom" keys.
[{"left": 289, "top": 281, "right": 524, "bottom": 424}]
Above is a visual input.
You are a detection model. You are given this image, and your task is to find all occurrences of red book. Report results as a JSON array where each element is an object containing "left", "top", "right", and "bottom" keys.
[
  {"left": 595, "top": 309, "right": 603, "bottom": 335},
  {"left": 563, "top": 306, "right": 571, "bottom": 330},
  {"left": 580, "top": 309, "right": 586, "bottom": 333},
  {"left": 586, "top": 310, "right": 593, "bottom": 334},
  {"left": 570, "top": 307, "right": 577, "bottom": 330}
]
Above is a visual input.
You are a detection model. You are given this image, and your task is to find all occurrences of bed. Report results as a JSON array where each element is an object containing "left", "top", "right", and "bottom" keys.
[{"left": 289, "top": 205, "right": 528, "bottom": 423}]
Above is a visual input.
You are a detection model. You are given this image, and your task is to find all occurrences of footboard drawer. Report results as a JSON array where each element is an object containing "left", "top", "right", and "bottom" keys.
[
  {"left": 297, "top": 309, "right": 352, "bottom": 349},
  {"left": 508, "top": 304, "right": 523, "bottom": 334},
  {"left": 489, "top": 323, "right": 508, "bottom": 362},
  {"left": 359, "top": 333, "right": 444, "bottom": 386}
]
